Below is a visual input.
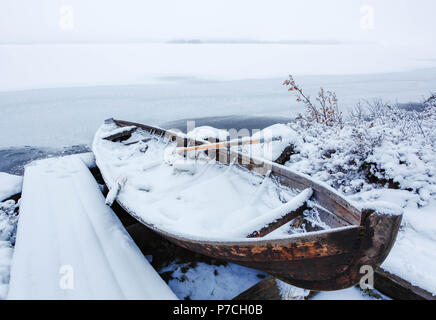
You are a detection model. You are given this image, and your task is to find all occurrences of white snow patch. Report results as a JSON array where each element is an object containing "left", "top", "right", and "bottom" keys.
[
  {"left": 311, "top": 287, "right": 381, "bottom": 300},
  {"left": 161, "top": 262, "right": 265, "bottom": 300},
  {"left": 0, "top": 173, "right": 23, "bottom": 202},
  {"left": 186, "top": 126, "right": 229, "bottom": 141},
  {"left": 380, "top": 198, "right": 436, "bottom": 295},
  {"left": 236, "top": 124, "right": 300, "bottom": 162},
  {"left": 173, "top": 159, "right": 198, "bottom": 175},
  {"left": 0, "top": 199, "right": 18, "bottom": 299},
  {"left": 359, "top": 201, "right": 404, "bottom": 216},
  {"left": 275, "top": 279, "right": 310, "bottom": 300}
]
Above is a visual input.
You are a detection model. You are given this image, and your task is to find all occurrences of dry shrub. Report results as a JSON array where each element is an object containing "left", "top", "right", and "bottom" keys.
[
  {"left": 282, "top": 77, "right": 436, "bottom": 200},
  {"left": 283, "top": 75, "right": 343, "bottom": 129}
]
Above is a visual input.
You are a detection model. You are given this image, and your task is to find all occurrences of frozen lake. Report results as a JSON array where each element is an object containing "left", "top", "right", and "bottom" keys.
[
  {"left": 0, "top": 42, "right": 435, "bottom": 155},
  {"left": 1, "top": 68, "right": 436, "bottom": 149},
  {"left": 0, "top": 115, "right": 287, "bottom": 175}
]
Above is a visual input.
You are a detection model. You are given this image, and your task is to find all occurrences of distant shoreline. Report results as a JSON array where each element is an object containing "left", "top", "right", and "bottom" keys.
[{"left": 0, "top": 39, "right": 367, "bottom": 46}]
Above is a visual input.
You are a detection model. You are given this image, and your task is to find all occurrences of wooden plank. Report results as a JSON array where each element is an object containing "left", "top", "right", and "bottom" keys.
[
  {"left": 8, "top": 156, "right": 177, "bottom": 299},
  {"left": 374, "top": 267, "right": 436, "bottom": 300},
  {"left": 274, "top": 144, "right": 295, "bottom": 165},
  {"left": 3, "top": 193, "right": 21, "bottom": 203},
  {"left": 113, "top": 119, "right": 204, "bottom": 147},
  {"left": 233, "top": 277, "right": 283, "bottom": 300},
  {"left": 245, "top": 189, "right": 312, "bottom": 238},
  {"left": 247, "top": 203, "right": 307, "bottom": 238},
  {"left": 311, "top": 204, "right": 350, "bottom": 228},
  {"left": 272, "top": 166, "right": 361, "bottom": 225},
  {"left": 218, "top": 187, "right": 313, "bottom": 239},
  {"left": 233, "top": 276, "right": 312, "bottom": 300},
  {"left": 122, "top": 138, "right": 151, "bottom": 146},
  {"left": 103, "top": 126, "right": 137, "bottom": 141}
]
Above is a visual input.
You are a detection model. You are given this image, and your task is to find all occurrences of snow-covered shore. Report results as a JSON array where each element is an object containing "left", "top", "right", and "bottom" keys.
[{"left": 0, "top": 179, "right": 20, "bottom": 299}]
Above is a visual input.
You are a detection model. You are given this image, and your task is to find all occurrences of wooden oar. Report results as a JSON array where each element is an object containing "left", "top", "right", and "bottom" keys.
[{"left": 176, "top": 136, "right": 281, "bottom": 154}]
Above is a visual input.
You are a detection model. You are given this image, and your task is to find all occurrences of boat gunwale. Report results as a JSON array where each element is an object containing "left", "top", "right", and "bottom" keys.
[
  {"left": 94, "top": 119, "right": 367, "bottom": 244},
  {"left": 110, "top": 119, "right": 362, "bottom": 222}
]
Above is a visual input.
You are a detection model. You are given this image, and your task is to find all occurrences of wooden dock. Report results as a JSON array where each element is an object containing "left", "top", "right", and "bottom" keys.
[{"left": 7, "top": 155, "right": 177, "bottom": 300}]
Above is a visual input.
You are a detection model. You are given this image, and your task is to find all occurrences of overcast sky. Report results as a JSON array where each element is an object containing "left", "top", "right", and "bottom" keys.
[{"left": 1, "top": 0, "right": 435, "bottom": 45}]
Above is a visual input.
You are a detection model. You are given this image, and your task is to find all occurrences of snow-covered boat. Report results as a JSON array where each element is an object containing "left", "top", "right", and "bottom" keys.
[{"left": 92, "top": 119, "right": 402, "bottom": 291}]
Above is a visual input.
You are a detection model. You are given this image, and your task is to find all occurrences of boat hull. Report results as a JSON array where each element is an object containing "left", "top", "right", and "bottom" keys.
[
  {"left": 117, "top": 198, "right": 401, "bottom": 291},
  {"left": 94, "top": 119, "right": 403, "bottom": 291}
]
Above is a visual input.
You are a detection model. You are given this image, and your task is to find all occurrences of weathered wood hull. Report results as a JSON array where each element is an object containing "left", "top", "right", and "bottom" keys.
[
  {"left": 117, "top": 201, "right": 401, "bottom": 291},
  {"left": 95, "top": 119, "right": 403, "bottom": 291}
]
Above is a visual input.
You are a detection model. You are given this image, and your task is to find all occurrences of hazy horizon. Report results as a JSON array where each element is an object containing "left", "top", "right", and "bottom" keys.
[{"left": 1, "top": 0, "right": 436, "bottom": 46}]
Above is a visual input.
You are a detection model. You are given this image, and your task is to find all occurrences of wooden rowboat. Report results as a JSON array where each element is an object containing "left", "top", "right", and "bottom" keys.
[{"left": 93, "top": 119, "right": 402, "bottom": 291}]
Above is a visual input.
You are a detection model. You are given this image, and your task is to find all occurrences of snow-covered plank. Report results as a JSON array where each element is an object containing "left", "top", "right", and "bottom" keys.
[
  {"left": 7, "top": 156, "right": 177, "bottom": 300},
  {"left": 374, "top": 267, "right": 435, "bottom": 300},
  {"left": 233, "top": 276, "right": 310, "bottom": 300},
  {"left": 0, "top": 173, "right": 23, "bottom": 202},
  {"left": 231, "top": 188, "right": 313, "bottom": 238}
]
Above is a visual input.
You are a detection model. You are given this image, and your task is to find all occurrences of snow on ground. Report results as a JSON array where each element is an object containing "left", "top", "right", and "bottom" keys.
[
  {"left": 0, "top": 173, "right": 22, "bottom": 201},
  {"left": 380, "top": 198, "right": 436, "bottom": 295},
  {"left": 275, "top": 279, "right": 310, "bottom": 300},
  {"left": 275, "top": 280, "right": 386, "bottom": 300},
  {"left": 0, "top": 199, "right": 18, "bottom": 299},
  {"left": 310, "top": 287, "right": 385, "bottom": 300},
  {"left": 0, "top": 172, "right": 22, "bottom": 299},
  {"left": 0, "top": 168, "right": 23, "bottom": 299},
  {"left": 161, "top": 262, "right": 266, "bottom": 300}
]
